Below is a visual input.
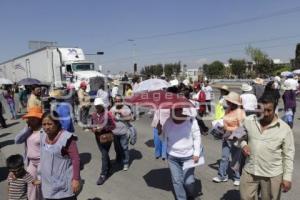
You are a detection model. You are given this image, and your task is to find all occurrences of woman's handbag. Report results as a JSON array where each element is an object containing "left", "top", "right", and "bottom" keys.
[{"left": 97, "top": 132, "right": 114, "bottom": 144}]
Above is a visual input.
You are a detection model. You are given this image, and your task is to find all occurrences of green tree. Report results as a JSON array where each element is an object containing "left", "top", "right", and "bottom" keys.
[
  {"left": 152, "top": 64, "right": 163, "bottom": 76},
  {"left": 228, "top": 58, "right": 247, "bottom": 78},
  {"left": 202, "top": 64, "right": 209, "bottom": 76},
  {"left": 164, "top": 64, "right": 173, "bottom": 78},
  {"left": 245, "top": 46, "right": 268, "bottom": 65},
  {"left": 245, "top": 46, "right": 273, "bottom": 76},
  {"left": 204, "top": 61, "right": 225, "bottom": 78},
  {"left": 294, "top": 43, "right": 300, "bottom": 69}
]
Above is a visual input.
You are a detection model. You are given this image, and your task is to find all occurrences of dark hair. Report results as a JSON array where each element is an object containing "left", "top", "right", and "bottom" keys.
[
  {"left": 99, "top": 85, "right": 105, "bottom": 90},
  {"left": 42, "top": 110, "right": 62, "bottom": 130},
  {"left": 258, "top": 94, "right": 278, "bottom": 109},
  {"left": 166, "top": 86, "right": 179, "bottom": 94},
  {"left": 6, "top": 154, "right": 24, "bottom": 170}
]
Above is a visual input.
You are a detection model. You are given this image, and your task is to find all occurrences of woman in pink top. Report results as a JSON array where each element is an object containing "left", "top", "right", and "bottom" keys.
[
  {"left": 223, "top": 92, "right": 246, "bottom": 133},
  {"left": 212, "top": 92, "right": 245, "bottom": 187},
  {"left": 15, "top": 106, "right": 44, "bottom": 200}
]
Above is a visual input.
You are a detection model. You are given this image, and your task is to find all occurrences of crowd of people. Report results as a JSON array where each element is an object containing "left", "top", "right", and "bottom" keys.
[{"left": 0, "top": 73, "right": 298, "bottom": 200}]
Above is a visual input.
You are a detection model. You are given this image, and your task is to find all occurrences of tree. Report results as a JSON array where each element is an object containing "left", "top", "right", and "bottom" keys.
[
  {"left": 245, "top": 46, "right": 268, "bottom": 66},
  {"left": 245, "top": 46, "right": 271, "bottom": 76},
  {"left": 203, "top": 61, "right": 225, "bottom": 78},
  {"left": 202, "top": 64, "right": 209, "bottom": 76},
  {"left": 228, "top": 58, "right": 247, "bottom": 78},
  {"left": 294, "top": 43, "right": 300, "bottom": 69}
]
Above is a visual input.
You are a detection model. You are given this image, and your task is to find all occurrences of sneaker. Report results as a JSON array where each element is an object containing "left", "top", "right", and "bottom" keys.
[
  {"left": 212, "top": 176, "right": 228, "bottom": 183},
  {"left": 233, "top": 180, "right": 240, "bottom": 186},
  {"left": 123, "top": 164, "right": 129, "bottom": 171},
  {"left": 96, "top": 175, "right": 106, "bottom": 185}
]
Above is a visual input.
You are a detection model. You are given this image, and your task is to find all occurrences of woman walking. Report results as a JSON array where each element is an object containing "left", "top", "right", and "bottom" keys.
[
  {"left": 40, "top": 111, "right": 80, "bottom": 200},
  {"left": 157, "top": 107, "right": 201, "bottom": 200},
  {"left": 15, "top": 106, "right": 44, "bottom": 200},
  {"left": 91, "top": 98, "right": 116, "bottom": 185}
]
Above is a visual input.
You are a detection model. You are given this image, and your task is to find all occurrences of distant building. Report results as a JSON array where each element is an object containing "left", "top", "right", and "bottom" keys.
[{"left": 185, "top": 68, "right": 199, "bottom": 81}]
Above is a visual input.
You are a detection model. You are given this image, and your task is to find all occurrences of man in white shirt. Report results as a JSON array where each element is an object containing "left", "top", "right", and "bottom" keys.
[
  {"left": 284, "top": 75, "right": 299, "bottom": 91},
  {"left": 203, "top": 81, "right": 213, "bottom": 113},
  {"left": 111, "top": 83, "right": 119, "bottom": 101},
  {"left": 96, "top": 85, "right": 110, "bottom": 108}
]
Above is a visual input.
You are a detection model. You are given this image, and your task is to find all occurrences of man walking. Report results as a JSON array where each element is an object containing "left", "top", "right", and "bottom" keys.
[
  {"left": 240, "top": 94, "right": 295, "bottom": 200},
  {"left": 110, "top": 95, "right": 132, "bottom": 171}
]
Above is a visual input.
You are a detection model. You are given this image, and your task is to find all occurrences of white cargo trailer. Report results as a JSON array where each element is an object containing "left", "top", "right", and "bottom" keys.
[{"left": 0, "top": 47, "right": 105, "bottom": 92}]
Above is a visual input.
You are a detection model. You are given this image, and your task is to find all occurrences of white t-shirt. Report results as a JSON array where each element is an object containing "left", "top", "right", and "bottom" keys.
[
  {"left": 204, "top": 86, "right": 213, "bottom": 100},
  {"left": 240, "top": 93, "right": 257, "bottom": 111},
  {"left": 96, "top": 89, "right": 110, "bottom": 107},
  {"left": 151, "top": 109, "right": 170, "bottom": 127},
  {"left": 162, "top": 117, "right": 201, "bottom": 158},
  {"left": 111, "top": 86, "right": 119, "bottom": 98},
  {"left": 284, "top": 78, "right": 299, "bottom": 91}
]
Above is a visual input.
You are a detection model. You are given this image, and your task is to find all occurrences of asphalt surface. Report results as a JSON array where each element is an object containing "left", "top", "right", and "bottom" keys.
[{"left": 0, "top": 88, "right": 299, "bottom": 200}]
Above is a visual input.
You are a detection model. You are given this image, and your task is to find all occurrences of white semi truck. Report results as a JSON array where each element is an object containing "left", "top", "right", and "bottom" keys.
[{"left": 0, "top": 47, "right": 105, "bottom": 93}]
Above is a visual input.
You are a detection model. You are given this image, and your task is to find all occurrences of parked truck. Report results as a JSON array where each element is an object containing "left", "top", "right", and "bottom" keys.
[{"left": 0, "top": 46, "right": 105, "bottom": 93}]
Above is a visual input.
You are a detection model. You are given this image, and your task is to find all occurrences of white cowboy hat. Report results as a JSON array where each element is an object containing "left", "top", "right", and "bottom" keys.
[
  {"left": 241, "top": 83, "right": 253, "bottom": 92},
  {"left": 94, "top": 97, "right": 106, "bottom": 107},
  {"left": 224, "top": 91, "right": 242, "bottom": 106},
  {"left": 253, "top": 78, "right": 264, "bottom": 85}
]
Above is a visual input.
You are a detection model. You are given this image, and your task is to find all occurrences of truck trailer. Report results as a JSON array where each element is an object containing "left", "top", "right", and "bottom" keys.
[{"left": 0, "top": 47, "right": 105, "bottom": 92}]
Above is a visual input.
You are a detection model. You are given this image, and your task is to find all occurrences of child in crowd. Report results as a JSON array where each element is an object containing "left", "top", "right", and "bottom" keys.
[{"left": 7, "top": 154, "right": 40, "bottom": 200}]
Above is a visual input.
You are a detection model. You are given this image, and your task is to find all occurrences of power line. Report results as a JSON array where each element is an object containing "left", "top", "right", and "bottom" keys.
[
  {"left": 101, "top": 34, "right": 300, "bottom": 64},
  {"left": 101, "top": 42, "right": 296, "bottom": 66},
  {"left": 131, "top": 6, "right": 300, "bottom": 40}
]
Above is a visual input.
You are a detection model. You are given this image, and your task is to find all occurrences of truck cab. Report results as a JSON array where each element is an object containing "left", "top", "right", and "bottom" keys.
[{"left": 58, "top": 48, "right": 105, "bottom": 94}]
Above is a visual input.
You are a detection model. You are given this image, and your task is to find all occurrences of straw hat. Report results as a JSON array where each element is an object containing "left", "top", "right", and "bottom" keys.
[
  {"left": 49, "top": 89, "right": 65, "bottom": 99},
  {"left": 216, "top": 85, "right": 229, "bottom": 92},
  {"left": 241, "top": 83, "right": 253, "bottom": 92},
  {"left": 113, "top": 80, "right": 120, "bottom": 86},
  {"left": 22, "top": 106, "right": 43, "bottom": 119},
  {"left": 253, "top": 78, "right": 264, "bottom": 85},
  {"left": 224, "top": 91, "right": 242, "bottom": 105}
]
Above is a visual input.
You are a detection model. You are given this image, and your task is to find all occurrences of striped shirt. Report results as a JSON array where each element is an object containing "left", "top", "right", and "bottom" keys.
[{"left": 7, "top": 172, "right": 34, "bottom": 200}]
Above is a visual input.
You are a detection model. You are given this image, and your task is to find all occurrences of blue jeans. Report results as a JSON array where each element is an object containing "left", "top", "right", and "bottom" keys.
[
  {"left": 113, "top": 134, "right": 129, "bottom": 165},
  {"left": 218, "top": 140, "right": 240, "bottom": 181},
  {"left": 153, "top": 128, "right": 167, "bottom": 159},
  {"left": 168, "top": 155, "right": 197, "bottom": 200},
  {"left": 8, "top": 102, "right": 16, "bottom": 119},
  {"left": 96, "top": 138, "right": 112, "bottom": 177}
]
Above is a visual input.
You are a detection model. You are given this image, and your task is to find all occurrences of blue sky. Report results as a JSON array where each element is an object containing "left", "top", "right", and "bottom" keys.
[{"left": 1, "top": 0, "right": 300, "bottom": 73}]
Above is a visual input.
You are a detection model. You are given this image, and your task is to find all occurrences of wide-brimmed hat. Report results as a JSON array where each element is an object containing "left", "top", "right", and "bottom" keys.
[
  {"left": 215, "top": 85, "right": 229, "bottom": 92},
  {"left": 241, "top": 83, "right": 253, "bottom": 92},
  {"left": 22, "top": 106, "right": 43, "bottom": 119},
  {"left": 94, "top": 97, "right": 106, "bottom": 107},
  {"left": 224, "top": 91, "right": 242, "bottom": 105},
  {"left": 170, "top": 79, "right": 179, "bottom": 86},
  {"left": 253, "top": 78, "right": 264, "bottom": 85},
  {"left": 49, "top": 89, "right": 65, "bottom": 99},
  {"left": 113, "top": 80, "right": 120, "bottom": 86},
  {"left": 282, "top": 82, "right": 293, "bottom": 90}
]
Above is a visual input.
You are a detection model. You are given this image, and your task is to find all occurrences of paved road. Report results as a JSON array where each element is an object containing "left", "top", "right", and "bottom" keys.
[{"left": 1, "top": 90, "right": 299, "bottom": 200}]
